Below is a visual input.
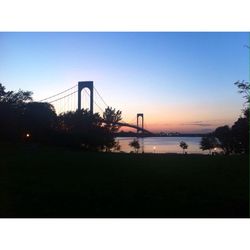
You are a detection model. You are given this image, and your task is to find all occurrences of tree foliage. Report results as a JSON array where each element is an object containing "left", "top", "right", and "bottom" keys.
[
  {"left": 0, "top": 83, "right": 33, "bottom": 104},
  {"left": 0, "top": 83, "right": 34, "bottom": 141},
  {"left": 231, "top": 116, "right": 249, "bottom": 154},
  {"left": 234, "top": 80, "right": 250, "bottom": 104},
  {"left": 58, "top": 109, "right": 102, "bottom": 133},
  {"left": 129, "top": 139, "right": 140, "bottom": 153},
  {"left": 57, "top": 108, "right": 121, "bottom": 151},
  {"left": 200, "top": 134, "right": 219, "bottom": 154},
  {"left": 179, "top": 141, "right": 188, "bottom": 154},
  {"left": 210, "top": 80, "right": 249, "bottom": 155},
  {"left": 103, "top": 106, "right": 122, "bottom": 133},
  {"left": 22, "top": 102, "right": 57, "bottom": 141},
  {"left": 213, "top": 126, "right": 233, "bottom": 155}
]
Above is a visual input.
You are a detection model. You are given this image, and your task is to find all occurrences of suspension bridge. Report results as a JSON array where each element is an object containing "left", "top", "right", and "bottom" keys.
[{"left": 39, "top": 81, "right": 152, "bottom": 134}]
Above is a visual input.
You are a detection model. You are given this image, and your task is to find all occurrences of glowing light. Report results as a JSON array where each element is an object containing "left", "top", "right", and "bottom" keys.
[{"left": 26, "top": 133, "right": 30, "bottom": 138}]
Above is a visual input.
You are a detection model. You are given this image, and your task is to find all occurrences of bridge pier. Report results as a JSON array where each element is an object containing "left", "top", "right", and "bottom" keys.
[
  {"left": 137, "top": 113, "right": 144, "bottom": 134},
  {"left": 78, "top": 81, "right": 94, "bottom": 114}
]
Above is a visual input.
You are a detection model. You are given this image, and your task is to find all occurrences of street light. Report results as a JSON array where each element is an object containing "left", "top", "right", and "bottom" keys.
[
  {"left": 212, "top": 147, "right": 217, "bottom": 155},
  {"left": 153, "top": 146, "right": 156, "bottom": 153}
]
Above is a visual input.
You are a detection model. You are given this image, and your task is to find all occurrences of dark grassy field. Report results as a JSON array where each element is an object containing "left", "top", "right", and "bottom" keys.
[{"left": 0, "top": 143, "right": 249, "bottom": 218}]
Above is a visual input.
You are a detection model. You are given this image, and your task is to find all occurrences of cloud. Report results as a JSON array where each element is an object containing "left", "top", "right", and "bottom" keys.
[{"left": 180, "top": 121, "right": 214, "bottom": 127}]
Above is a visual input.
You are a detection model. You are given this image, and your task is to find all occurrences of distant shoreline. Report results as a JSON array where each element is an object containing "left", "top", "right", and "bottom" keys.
[{"left": 115, "top": 134, "right": 206, "bottom": 138}]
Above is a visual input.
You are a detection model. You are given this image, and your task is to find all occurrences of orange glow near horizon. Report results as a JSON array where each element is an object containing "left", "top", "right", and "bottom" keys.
[
  {"left": 119, "top": 121, "right": 235, "bottom": 133},
  {"left": 119, "top": 101, "right": 240, "bottom": 133}
]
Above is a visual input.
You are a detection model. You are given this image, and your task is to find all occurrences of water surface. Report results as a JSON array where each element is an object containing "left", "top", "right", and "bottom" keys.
[{"left": 116, "top": 137, "right": 212, "bottom": 154}]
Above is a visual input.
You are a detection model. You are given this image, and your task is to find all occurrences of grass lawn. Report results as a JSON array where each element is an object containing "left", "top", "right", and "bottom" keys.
[{"left": 0, "top": 143, "right": 249, "bottom": 218}]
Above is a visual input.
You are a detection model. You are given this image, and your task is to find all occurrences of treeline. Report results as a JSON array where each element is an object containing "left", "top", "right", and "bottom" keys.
[
  {"left": 200, "top": 81, "right": 249, "bottom": 155},
  {"left": 0, "top": 83, "right": 122, "bottom": 151}
]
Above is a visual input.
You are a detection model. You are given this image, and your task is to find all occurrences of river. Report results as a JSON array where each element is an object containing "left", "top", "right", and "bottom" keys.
[{"left": 115, "top": 137, "right": 214, "bottom": 154}]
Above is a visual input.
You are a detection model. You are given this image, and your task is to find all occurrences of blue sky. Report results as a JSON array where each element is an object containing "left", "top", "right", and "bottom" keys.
[{"left": 0, "top": 32, "right": 249, "bottom": 132}]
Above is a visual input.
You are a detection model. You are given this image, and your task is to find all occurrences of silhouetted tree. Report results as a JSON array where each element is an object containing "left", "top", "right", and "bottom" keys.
[
  {"left": 129, "top": 139, "right": 140, "bottom": 153},
  {"left": 233, "top": 80, "right": 249, "bottom": 154},
  {"left": 113, "top": 142, "right": 121, "bottom": 152},
  {"left": 0, "top": 83, "right": 33, "bottom": 141},
  {"left": 243, "top": 108, "right": 249, "bottom": 119},
  {"left": 200, "top": 134, "right": 219, "bottom": 154},
  {"left": 58, "top": 109, "right": 102, "bottom": 133},
  {"left": 179, "top": 141, "right": 188, "bottom": 154},
  {"left": 210, "top": 80, "right": 250, "bottom": 155},
  {"left": 234, "top": 80, "right": 250, "bottom": 104},
  {"left": 231, "top": 114, "right": 249, "bottom": 154},
  {"left": 213, "top": 126, "right": 233, "bottom": 155},
  {"left": 103, "top": 106, "right": 122, "bottom": 133},
  {"left": 22, "top": 102, "right": 57, "bottom": 142},
  {"left": 0, "top": 83, "right": 33, "bottom": 104},
  {"left": 57, "top": 109, "right": 119, "bottom": 151},
  {"left": 234, "top": 80, "right": 249, "bottom": 125}
]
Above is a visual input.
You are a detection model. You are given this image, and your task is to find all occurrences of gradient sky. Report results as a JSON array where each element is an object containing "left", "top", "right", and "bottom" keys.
[{"left": 0, "top": 32, "right": 249, "bottom": 133}]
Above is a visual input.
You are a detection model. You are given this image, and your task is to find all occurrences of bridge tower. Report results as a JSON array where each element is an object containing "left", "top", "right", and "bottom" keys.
[
  {"left": 137, "top": 113, "right": 144, "bottom": 133},
  {"left": 78, "top": 81, "right": 94, "bottom": 114}
]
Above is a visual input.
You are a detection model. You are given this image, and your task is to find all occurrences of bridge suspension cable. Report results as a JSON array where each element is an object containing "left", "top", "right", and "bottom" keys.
[
  {"left": 39, "top": 85, "right": 77, "bottom": 102},
  {"left": 48, "top": 90, "right": 78, "bottom": 104},
  {"left": 38, "top": 85, "right": 78, "bottom": 114},
  {"left": 93, "top": 86, "right": 128, "bottom": 124},
  {"left": 83, "top": 88, "right": 105, "bottom": 113},
  {"left": 86, "top": 87, "right": 127, "bottom": 124},
  {"left": 94, "top": 86, "right": 109, "bottom": 108}
]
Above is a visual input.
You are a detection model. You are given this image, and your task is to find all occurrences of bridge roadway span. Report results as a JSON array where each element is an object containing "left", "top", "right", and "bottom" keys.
[{"left": 101, "top": 120, "right": 152, "bottom": 134}]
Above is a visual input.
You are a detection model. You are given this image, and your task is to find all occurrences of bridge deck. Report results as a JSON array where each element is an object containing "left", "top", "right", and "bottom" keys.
[{"left": 101, "top": 120, "right": 152, "bottom": 134}]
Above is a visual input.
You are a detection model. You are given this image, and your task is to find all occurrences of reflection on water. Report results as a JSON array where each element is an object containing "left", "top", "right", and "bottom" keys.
[{"left": 116, "top": 137, "right": 212, "bottom": 154}]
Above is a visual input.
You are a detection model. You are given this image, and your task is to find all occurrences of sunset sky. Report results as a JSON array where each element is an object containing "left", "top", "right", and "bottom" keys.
[{"left": 0, "top": 32, "right": 249, "bottom": 133}]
